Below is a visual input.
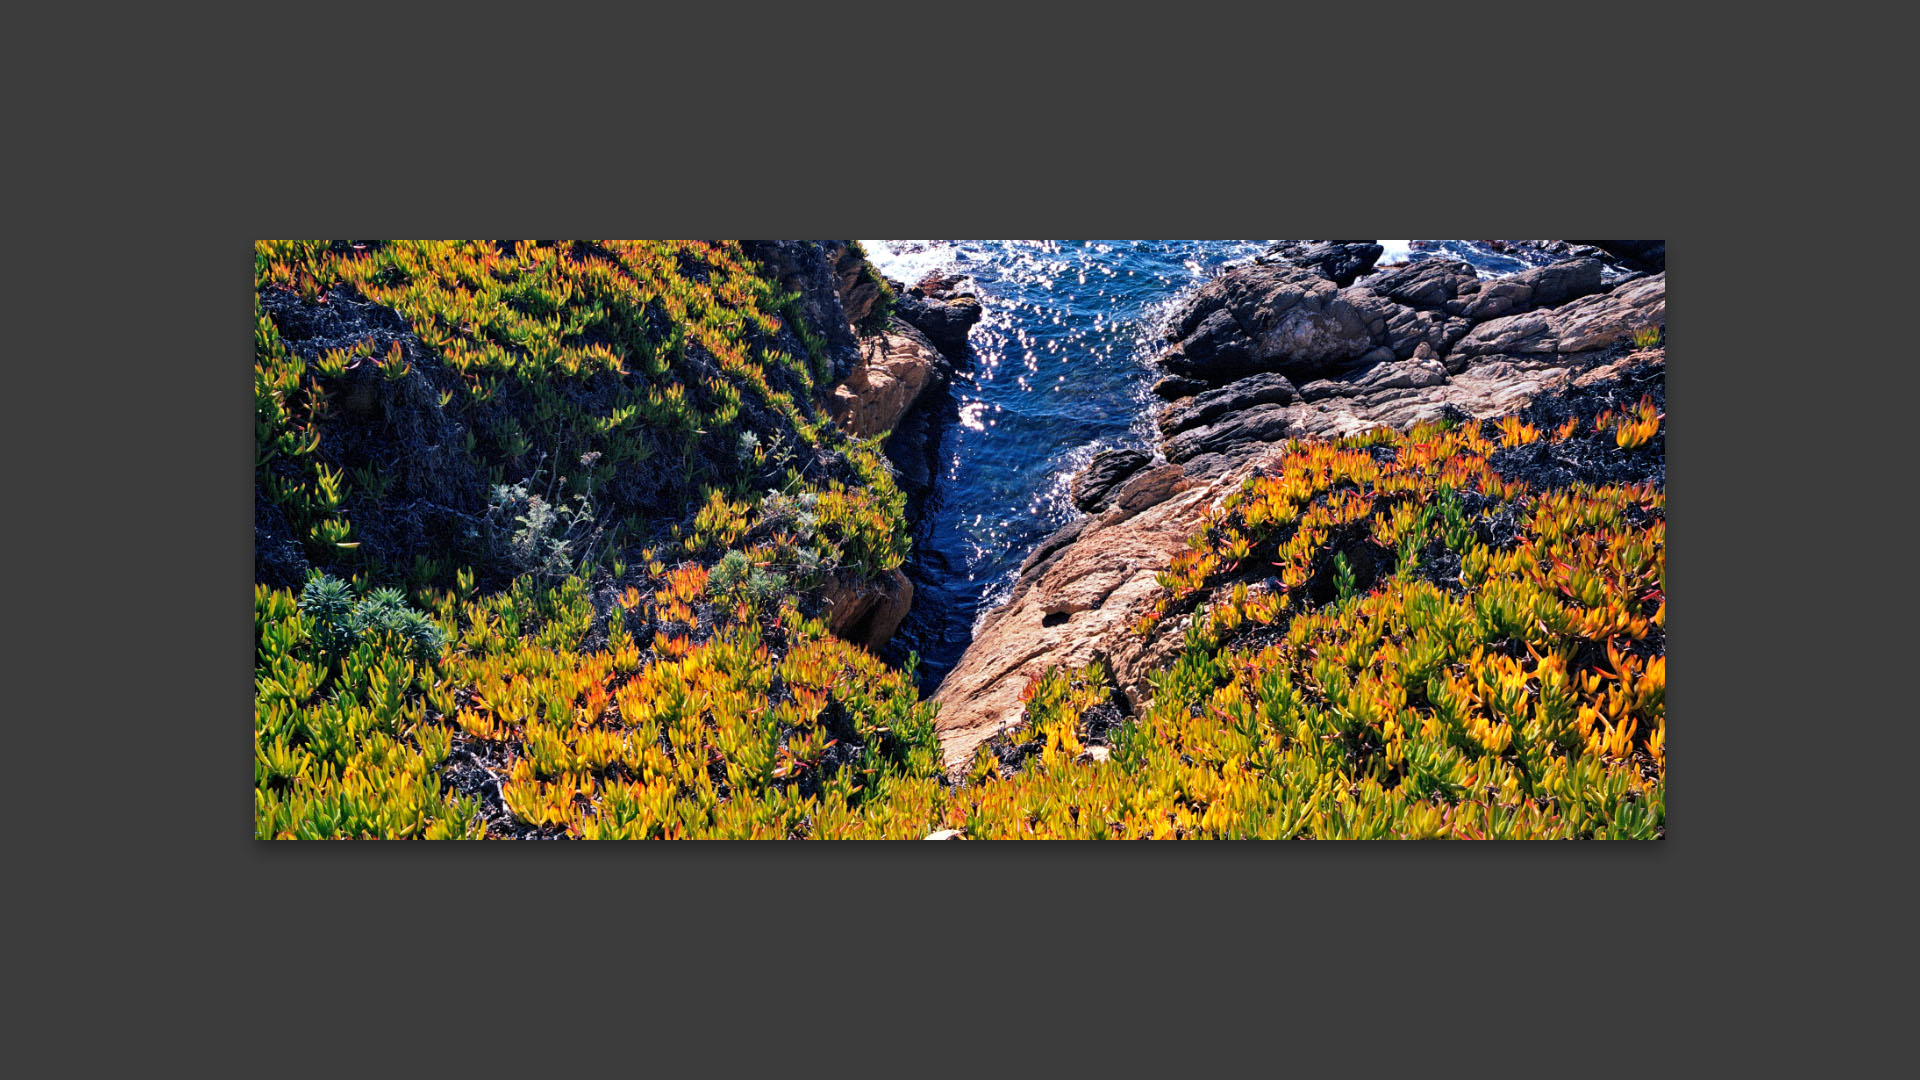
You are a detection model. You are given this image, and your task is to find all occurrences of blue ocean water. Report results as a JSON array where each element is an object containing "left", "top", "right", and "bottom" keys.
[{"left": 858, "top": 239, "right": 1567, "bottom": 689}]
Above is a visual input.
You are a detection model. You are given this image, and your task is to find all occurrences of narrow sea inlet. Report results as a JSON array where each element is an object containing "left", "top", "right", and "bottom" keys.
[{"left": 863, "top": 239, "right": 1564, "bottom": 690}]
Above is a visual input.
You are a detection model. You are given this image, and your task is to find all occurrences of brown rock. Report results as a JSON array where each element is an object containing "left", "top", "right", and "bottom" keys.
[
  {"left": 825, "top": 323, "right": 943, "bottom": 439},
  {"left": 914, "top": 272, "right": 972, "bottom": 300},
  {"left": 823, "top": 241, "right": 880, "bottom": 327},
  {"left": 1109, "top": 464, "right": 1188, "bottom": 517},
  {"left": 1575, "top": 346, "right": 1666, "bottom": 387},
  {"left": 822, "top": 568, "right": 914, "bottom": 651},
  {"left": 930, "top": 454, "right": 1268, "bottom": 773}
]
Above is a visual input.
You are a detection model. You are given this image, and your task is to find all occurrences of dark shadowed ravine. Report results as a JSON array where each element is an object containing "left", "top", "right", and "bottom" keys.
[{"left": 864, "top": 239, "right": 1616, "bottom": 692}]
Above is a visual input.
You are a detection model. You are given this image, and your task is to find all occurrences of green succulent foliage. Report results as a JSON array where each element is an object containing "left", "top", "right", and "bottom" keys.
[
  {"left": 708, "top": 549, "right": 792, "bottom": 611},
  {"left": 299, "top": 572, "right": 446, "bottom": 665}
]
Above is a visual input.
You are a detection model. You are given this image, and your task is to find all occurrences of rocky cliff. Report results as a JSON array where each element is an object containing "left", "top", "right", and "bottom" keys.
[
  {"left": 931, "top": 241, "right": 1665, "bottom": 772},
  {"left": 817, "top": 257, "right": 983, "bottom": 649}
]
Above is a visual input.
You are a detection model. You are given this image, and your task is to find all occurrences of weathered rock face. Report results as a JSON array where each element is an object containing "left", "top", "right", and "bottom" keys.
[
  {"left": 1155, "top": 249, "right": 1665, "bottom": 453},
  {"left": 826, "top": 322, "right": 945, "bottom": 440},
  {"left": 1070, "top": 448, "right": 1151, "bottom": 512},
  {"left": 1164, "top": 401, "right": 1299, "bottom": 463},
  {"left": 1382, "top": 305, "right": 1473, "bottom": 364},
  {"left": 1161, "top": 263, "right": 1392, "bottom": 384},
  {"left": 1514, "top": 256, "right": 1607, "bottom": 309},
  {"left": 822, "top": 241, "right": 882, "bottom": 328},
  {"left": 889, "top": 273, "right": 982, "bottom": 362},
  {"left": 931, "top": 463, "right": 1213, "bottom": 772},
  {"left": 1258, "top": 241, "right": 1384, "bottom": 286},
  {"left": 1453, "top": 273, "right": 1665, "bottom": 361},
  {"left": 1157, "top": 372, "right": 1298, "bottom": 438},
  {"left": 822, "top": 568, "right": 915, "bottom": 652},
  {"left": 1152, "top": 375, "right": 1210, "bottom": 400},
  {"left": 1362, "top": 259, "right": 1482, "bottom": 313},
  {"left": 1298, "top": 355, "right": 1449, "bottom": 403}
]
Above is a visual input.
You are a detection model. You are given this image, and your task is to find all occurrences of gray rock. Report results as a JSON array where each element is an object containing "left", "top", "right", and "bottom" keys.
[
  {"left": 1295, "top": 356, "right": 1448, "bottom": 402},
  {"left": 1152, "top": 375, "right": 1210, "bottom": 400},
  {"left": 1360, "top": 259, "right": 1481, "bottom": 313},
  {"left": 1261, "top": 241, "right": 1385, "bottom": 286},
  {"left": 1460, "top": 279, "right": 1534, "bottom": 321},
  {"left": 1156, "top": 372, "right": 1298, "bottom": 438},
  {"left": 1179, "top": 446, "right": 1264, "bottom": 482},
  {"left": 1454, "top": 273, "right": 1665, "bottom": 360},
  {"left": 1161, "top": 263, "right": 1389, "bottom": 384},
  {"left": 1165, "top": 401, "right": 1297, "bottom": 462},
  {"left": 1070, "top": 448, "right": 1152, "bottom": 512},
  {"left": 892, "top": 290, "right": 981, "bottom": 362},
  {"left": 1512, "top": 257, "right": 1606, "bottom": 309},
  {"left": 1382, "top": 304, "right": 1473, "bottom": 363}
]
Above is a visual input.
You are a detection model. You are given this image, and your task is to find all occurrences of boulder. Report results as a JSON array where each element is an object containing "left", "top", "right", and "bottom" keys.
[
  {"left": 1296, "top": 356, "right": 1448, "bottom": 402},
  {"left": 1360, "top": 259, "right": 1481, "bottom": 313},
  {"left": 1459, "top": 279, "right": 1534, "bottom": 321},
  {"left": 892, "top": 289, "right": 981, "bottom": 362},
  {"left": 1160, "top": 263, "right": 1391, "bottom": 384},
  {"left": 1382, "top": 304, "right": 1473, "bottom": 364},
  {"left": 1261, "top": 241, "right": 1385, "bottom": 286},
  {"left": 914, "top": 272, "right": 974, "bottom": 301},
  {"left": 1511, "top": 257, "right": 1607, "bottom": 309}
]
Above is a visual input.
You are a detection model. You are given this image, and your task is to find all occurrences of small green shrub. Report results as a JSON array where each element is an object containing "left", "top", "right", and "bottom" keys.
[
  {"left": 709, "top": 549, "right": 791, "bottom": 611},
  {"left": 298, "top": 572, "right": 446, "bottom": 664}
]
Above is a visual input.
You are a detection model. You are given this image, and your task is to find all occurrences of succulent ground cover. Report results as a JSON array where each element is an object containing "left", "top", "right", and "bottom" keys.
[
  {"left": 959, "top": 365, "right": 1665, "bottom": 838},
  {"left": 254, "top": 242, "right": 1663, "bottom": 839}
]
